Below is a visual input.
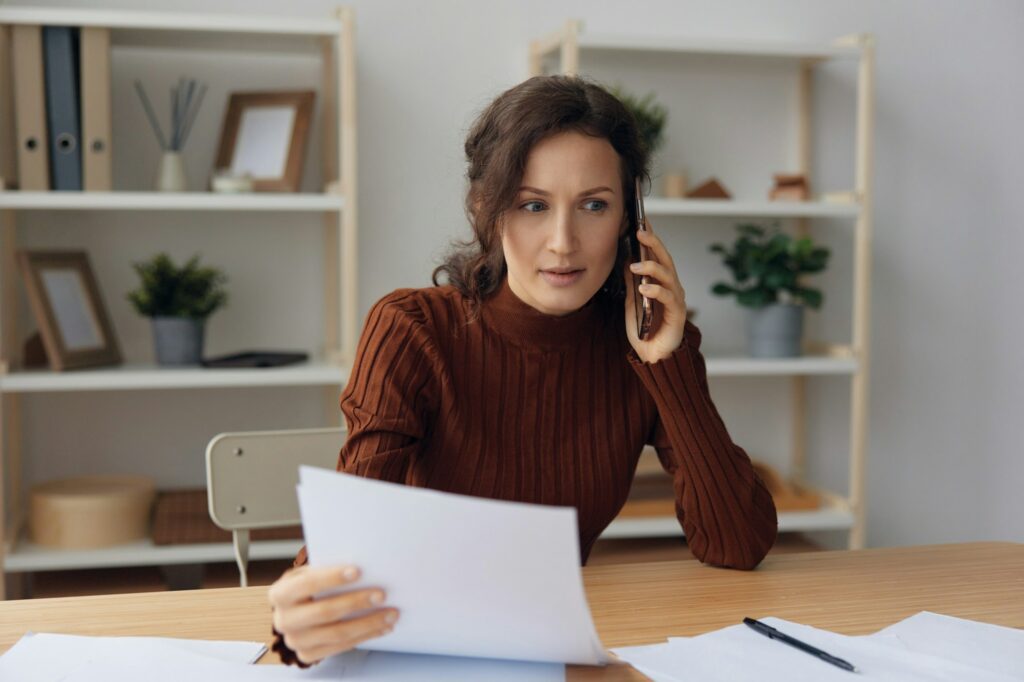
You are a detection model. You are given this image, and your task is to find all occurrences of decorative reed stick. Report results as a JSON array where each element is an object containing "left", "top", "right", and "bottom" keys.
[{"left": 134, "top": 77, "right": 207, "bottom": 152}]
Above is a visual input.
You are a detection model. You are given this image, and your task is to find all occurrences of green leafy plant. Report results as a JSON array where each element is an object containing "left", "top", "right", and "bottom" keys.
[
  {"left": 709, "top": 224, "right": 830, "bottom": 309},
  {"left": 127, "top": 253, "right": 228, "bottom": 318},
  {"left": 609, "top": 85, "right": 668, "bottom": 155}
]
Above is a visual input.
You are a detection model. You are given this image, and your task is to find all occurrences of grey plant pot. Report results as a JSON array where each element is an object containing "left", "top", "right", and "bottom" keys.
[
  {"left": 152, "top": 316, "right": 205, "bottom": 366},
  {"left": 747, "top": 303, "right": 804, "bottom": 358}
]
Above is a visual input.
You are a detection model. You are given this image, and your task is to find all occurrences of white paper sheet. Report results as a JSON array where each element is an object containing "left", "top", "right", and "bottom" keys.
[
  {"left": 0, "top": 632, "right": 265, "bottom": 681},
  {"left": 58, "top": 643, "right": 564, "bottom": 681},
  {"left": 296, "top": 466, "right": 609, "bottom": 666},
  {"left": 874, "top": 611, "right": 1024, "bottom": 678},
  {"left": 612, "top": 615, "right": 1023, "bottom": 681}
]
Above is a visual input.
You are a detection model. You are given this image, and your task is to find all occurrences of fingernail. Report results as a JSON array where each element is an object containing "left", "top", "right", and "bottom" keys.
[
  {"left": 385, "top": 611, "right": 398, "bottom": 624},
  {"left": 370, "top": 591, "right": 384, "bottom": 605},
  {"left": 629, "top": 262, "right": 641, "bottom": 272},
  {"left": 342, "top": 566, "right": 359, "bottom": 580},
  {"left": 639, "top": 284, "right": 651, "bottom": 292}
]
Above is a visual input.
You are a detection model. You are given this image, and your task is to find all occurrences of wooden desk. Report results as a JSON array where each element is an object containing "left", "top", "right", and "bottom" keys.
[{"left": 1, "top": 542, "right": 1021, "bottom": 681}]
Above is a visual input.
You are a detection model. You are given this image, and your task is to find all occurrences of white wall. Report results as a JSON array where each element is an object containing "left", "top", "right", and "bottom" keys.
[{"left": 8, "top": 0, "right": 1024, "bottom": 549}]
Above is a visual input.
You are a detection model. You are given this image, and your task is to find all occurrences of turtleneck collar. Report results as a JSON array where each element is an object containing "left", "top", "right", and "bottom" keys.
[{"left": 479, "top": 277, "right": 611, "bottom": 350}]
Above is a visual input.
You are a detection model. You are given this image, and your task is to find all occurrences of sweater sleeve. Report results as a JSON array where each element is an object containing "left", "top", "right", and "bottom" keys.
[
  {"left": 275, "top": 289, "right": 440, "bottom": 665},
  {"left": 629, "top": 320, "right": 778, "bottom": 570}
]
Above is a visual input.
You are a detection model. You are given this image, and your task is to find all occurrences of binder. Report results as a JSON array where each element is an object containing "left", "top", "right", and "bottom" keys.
[
  {"left": 11, "top": 24, "right": 50, "bottom": 191},
  {"left": 42, "top": 25, "right": 82, "bottom": 191},
  {"left": 0, "top": 26, "right": 18, "bottom": 185},
  {"left": 79, "top": 27, "right": 112, "bottom": 191}
]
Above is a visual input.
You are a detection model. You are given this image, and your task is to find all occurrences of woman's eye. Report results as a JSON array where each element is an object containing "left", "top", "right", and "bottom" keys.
[
  {"left": 521, "top": 201, "right": 546, "bottom": 213},
  {"left": 583, "top": 199, "right": 608, "bottom": 212}
]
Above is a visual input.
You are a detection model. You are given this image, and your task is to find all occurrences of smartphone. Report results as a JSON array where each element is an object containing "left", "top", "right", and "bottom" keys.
[{"left": 631, "top": 177, "right": 653, "bottom": 340}]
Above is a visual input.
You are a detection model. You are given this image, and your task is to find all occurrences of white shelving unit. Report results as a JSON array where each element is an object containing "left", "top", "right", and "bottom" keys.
[
  {"left": 0, "top": 6, "right": 359, "bottom": 596},
  {"left": 533, "top": 22, "right": 875, "bottom": 549}
]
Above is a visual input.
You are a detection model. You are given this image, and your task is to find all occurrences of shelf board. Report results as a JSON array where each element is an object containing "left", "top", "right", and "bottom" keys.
[
  {"left": 643, "top": 198, "right": 859, "bottom": 219},
  {"left": 0, "top": 191, "right": 344, "bottom": 212},
  {"left": 4, "top": 537, "right": 303, "bottom": 573},
  {"left": 0, "top": 361, "right": 348, "bottom": 393},
  {"left": 0, "top": 7, "right": 341, "bottom": 36},
  {"left": 4, "top": 490, "right": 852, "bottom": 571},
  {"left": 704, "top": 353, "right": 857, "bottom": 377},
  {"left": 0, "top": 354, "right": 853, "bottom": 393},
  {"left": 601, "top": 489, "right": 854, "bottom": 540},
  {"left": 0, "top": 8, "right": 343, "bottom": 53},
  {"left": 576, "top": 33, "right": 862, "bottom": 60},
  {"left": 6, "top": 497, "right": 854, "bottom": 571}
]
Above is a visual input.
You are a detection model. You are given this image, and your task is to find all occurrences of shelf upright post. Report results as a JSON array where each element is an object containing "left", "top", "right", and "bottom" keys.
[
  {"left": 559, "top": 20, "right": 580, "bottom": 76},
  {"left": 528, "top": 23, "right": 571, "bottom": 77},
  {"left": 0, "top": 22, "right": 18, "bottom": 598},
  {"left": 0, "top": 209, "right": 23, "bottom": 598},
  {"left": 848, "top": 34, "right": 876, "bottom": 549},
  {"left": 339, "top": 5, "right": 358, "bottom": 367},
  {"left": 790, "top": 59, "right": 816, "bottom": 489},
  {"left": 320, "top": 10, "right": 343, "bottom": 426}
]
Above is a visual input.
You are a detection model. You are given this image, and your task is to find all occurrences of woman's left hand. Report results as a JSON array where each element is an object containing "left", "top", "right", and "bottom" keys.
[{"left": 624, "top": 223, "right": 688, "bottom": 363}]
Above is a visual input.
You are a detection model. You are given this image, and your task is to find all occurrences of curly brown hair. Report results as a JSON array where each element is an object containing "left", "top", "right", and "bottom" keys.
[{"left": 432, "top": 75, "right": 652, "bottom": 307}]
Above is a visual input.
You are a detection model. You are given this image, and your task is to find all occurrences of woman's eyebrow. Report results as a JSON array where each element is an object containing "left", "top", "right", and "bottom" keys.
[{"left": 518, "top": 185, "right": 616, "bottom": 196}]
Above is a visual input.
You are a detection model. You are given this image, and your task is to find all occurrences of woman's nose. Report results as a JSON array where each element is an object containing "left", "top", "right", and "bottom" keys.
[{"left": 547, "top": 208, "right": 578, "bottom": 255}]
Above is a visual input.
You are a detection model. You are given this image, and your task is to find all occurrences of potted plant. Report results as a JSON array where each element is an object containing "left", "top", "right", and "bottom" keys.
[
  {"left": 709, "top": 224, "right": 830, "bottom": 357},
  {"left": 609, "top": 85, "right": 668, "bottom": 157},
  {"left": 127, "top": 253, "right": 228, "bottom": 365}
]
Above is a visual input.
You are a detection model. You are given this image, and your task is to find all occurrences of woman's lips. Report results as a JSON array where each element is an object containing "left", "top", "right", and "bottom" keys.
[{"left": 540, "top": 269, "right": 585, "bottom": 287}]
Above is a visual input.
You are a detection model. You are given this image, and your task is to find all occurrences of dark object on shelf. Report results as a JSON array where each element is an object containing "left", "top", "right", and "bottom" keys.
[
  {"left": 769, "top": 172, "right": 809, "bottom": 201},
  {"left": 686, "top": 177, "right": 731, "bottom": 199},
  {"left": 201, "top": 350, "right": 308, "bottom": 368},
  {"left": 152, "top": 489, "right": 302, "bottom": 545}
]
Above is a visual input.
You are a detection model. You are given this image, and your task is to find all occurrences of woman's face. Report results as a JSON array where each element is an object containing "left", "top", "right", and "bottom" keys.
[{"left": 500, "top": 130, "right": 625, "bottom": 316}]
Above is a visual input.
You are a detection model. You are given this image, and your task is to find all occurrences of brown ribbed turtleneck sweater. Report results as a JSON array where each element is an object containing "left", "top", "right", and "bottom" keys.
[
  {"left": 294, "top": 278, "right": 777, "bottom": 565},
  {"left": 275, "top": 279, "right": 778, "bottom": 664}
]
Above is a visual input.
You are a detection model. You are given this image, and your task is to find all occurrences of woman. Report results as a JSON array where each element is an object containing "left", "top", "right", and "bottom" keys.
[{"left": 269, "top": 75, "right": 778, "bottom": 666}]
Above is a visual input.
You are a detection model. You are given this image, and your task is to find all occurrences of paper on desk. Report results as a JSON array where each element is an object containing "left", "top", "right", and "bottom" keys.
[
  {"left": 58, "top": 642, "right": 565, "bottom": 681},
  {"left": 0, "top": 632, "right": 265, "bottom": 681},
  {"left": 296, "top": 466, "right": 609, "bottom": 665},
  {"left": 612, "top": 616, "right": 1023, "bottom": 681},
  {"left": 875, "top": 611, "right": 1024, "bottom": 679}
]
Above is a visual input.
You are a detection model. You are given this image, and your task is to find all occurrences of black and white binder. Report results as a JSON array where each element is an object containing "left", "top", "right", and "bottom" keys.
[{"left": 43, "top": 26, "right": 82, "bottom": 191}]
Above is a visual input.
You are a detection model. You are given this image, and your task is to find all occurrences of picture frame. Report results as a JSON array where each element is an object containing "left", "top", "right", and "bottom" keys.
[
  {"left": 213, "top": 90, "right": 315, "bottom": 192},
  {"left": 17, "top": 250, "right": 122, "bottom": 372}
]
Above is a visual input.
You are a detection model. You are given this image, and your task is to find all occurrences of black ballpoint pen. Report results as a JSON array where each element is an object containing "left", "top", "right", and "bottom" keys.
[{"left": 743, "top": 617, "right": 860, "bottom": 673}]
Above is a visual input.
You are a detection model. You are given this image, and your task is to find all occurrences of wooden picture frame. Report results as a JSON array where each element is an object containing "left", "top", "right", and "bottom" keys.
[
  {"left": 213, "top": 90, "right": 315, "bottom": 192},
  {"left": 17, "top": 250, "right": 122, "bottom": 372}
]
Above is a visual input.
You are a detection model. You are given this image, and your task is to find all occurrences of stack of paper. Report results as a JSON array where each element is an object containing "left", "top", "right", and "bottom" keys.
[
  {"left": 0, "top": 633, "right": 564, "bottom": 681},
  {"left": 296, "top": 465, "right": 609, "bottom": 666},
  {"left": 612, "top": 612, "right": 1024, "bottom": 681},
  {"left": 0, "top": 632, "right": 265, "bottom": 681}
]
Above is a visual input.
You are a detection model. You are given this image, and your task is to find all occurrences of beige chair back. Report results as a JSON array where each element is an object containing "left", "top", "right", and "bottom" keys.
[{"left": 205, "top": 427, "right": 344, "bottom": 586}]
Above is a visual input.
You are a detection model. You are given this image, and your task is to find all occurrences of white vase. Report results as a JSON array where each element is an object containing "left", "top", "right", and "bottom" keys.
[{"left": 156, "top": 151, "right": 187, "bottom": 192}]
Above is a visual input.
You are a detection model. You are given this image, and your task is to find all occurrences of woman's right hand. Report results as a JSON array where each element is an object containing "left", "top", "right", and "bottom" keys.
[{"left": 268, "top": 564, "right": 400, "bottom": 665}]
